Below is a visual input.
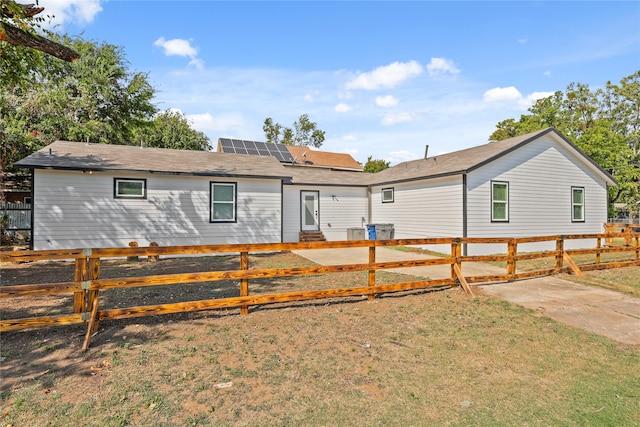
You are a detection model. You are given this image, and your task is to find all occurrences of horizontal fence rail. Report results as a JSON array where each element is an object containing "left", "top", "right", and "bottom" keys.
[{"left": 1, "top": 232, "right": 638, "bottom": 350}]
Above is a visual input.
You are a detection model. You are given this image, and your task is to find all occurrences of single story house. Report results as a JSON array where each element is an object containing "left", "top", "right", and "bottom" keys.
[{"left": 15, "top": 127, "right": 616, "bottom": 254}]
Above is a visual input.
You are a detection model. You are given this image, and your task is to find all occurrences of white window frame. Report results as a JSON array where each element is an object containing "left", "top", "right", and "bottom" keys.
[
  {"left": 210, "top": 182, "right": 237, "bottom": 223},
  {"left": 114, "top": 178, "right": 146, "bottom": 199},
  {"left": 381, "top": 187, "right": 394, "bottom": 203},
  {"left": 491, "top": 181, "right": 509, "bottom": 222},
  {"left": 572, "top": 187, "right": 585, "bottom": 222}
]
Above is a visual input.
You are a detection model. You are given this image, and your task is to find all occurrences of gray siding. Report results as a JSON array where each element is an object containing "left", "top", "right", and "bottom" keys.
[
  {"left": 283, "top": 186, "right": 368, "bottom": 242},
  {"left": 370, "top": 176, "right": 463, "bottom": 253},
  {"left": 32, "top": 170, "right": 282, "bottom": 250},
  {"left": 466, "top": 134, "right": 608, "bottom": 254}
]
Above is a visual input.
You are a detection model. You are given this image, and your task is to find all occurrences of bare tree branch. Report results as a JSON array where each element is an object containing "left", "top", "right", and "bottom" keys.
[
  {"left": 0, "top": 1, "right": 79, "bottom": 62},
  {"left": 0, "top": 22, "right": 79, "bottom": 62}
]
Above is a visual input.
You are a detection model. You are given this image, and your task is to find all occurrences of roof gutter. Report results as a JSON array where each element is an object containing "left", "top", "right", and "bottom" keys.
[{"left": 20, "top": 165, "right": 290, "bottom": 181}]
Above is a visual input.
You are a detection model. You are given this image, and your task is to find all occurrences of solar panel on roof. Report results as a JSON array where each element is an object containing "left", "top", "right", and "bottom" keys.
[
  {"left": 217, "top": 138, "right": 294, "bottom": 163},
  {"left": 220, "top": 139, "right": 234, "bottom": 148}
]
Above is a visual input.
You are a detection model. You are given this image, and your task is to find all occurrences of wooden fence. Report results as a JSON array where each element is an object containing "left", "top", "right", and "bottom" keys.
[{"left": 1, "top": 232, "right": 639, "bottom": 350}]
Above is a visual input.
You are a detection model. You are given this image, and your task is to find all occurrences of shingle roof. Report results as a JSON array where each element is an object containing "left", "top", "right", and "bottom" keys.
[
  {"left": 370, "top": 127, "right": 616, "bottom": 186},
  {"left": 283, "top": 165, "right": 371, "bottom": 186},
  {"left": 15, "top": 141, "right": 291, "bottom": 179},
  {"left": 14, "top": 128, "right": 616, "bottom": 187},
  {"left": 286, "top": 146, "right": 362, "bottom": 171}
]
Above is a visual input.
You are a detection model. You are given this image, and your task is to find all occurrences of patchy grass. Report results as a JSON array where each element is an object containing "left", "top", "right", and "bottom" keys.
[
  {"left": 1, "top": 252, "right": 639, "bottom": 426},
  {"left": 558, "top": 267, "right": 640, "bottom": 298},
  {"left": 476, "top": 247, "right": 639, "bottom": 297}
]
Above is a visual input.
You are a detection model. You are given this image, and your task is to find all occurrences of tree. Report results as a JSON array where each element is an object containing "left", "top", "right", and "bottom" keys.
[
  {"left": 489, "top": 71, "right": 640, "bottom": 218},
  {"left": 133, "top": 110, "right": 211, "bottom": 151},
  {"left": 363, "top": 156, "right": 390, "bottom": 173},
  {"left": 2, "top": 36, "right": 157, "bottom": 176},
  {"left": 263, "top": 114, "right": 325, "bottom": 147}
]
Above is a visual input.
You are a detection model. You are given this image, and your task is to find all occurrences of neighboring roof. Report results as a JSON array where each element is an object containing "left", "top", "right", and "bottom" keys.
[
  {"left": 286, "top": 146, "right": 363, "bottom": 171},
  {"left": 370, "top": 127, "right": 617, "bottom": 186},
  {"left": 217, "top": 137, "right": 362, "bottom": 171},
  {"left": 15, "top": 141, "right": 291, "bottom": 180}
]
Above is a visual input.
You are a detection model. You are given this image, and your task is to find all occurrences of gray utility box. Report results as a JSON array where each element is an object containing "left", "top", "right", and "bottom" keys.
[
  {"left": 347, "top": 227, "right": 366, "bottom": 240},
  {"left": 375, "top": 223, "right": 395, "bottom": 240}
]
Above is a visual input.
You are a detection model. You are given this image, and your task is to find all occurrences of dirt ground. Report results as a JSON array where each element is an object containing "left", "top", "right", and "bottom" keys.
[
  {"left": 1, "top": 251, "right": 639, "bottom": 425},
  {"left": 0, "top": 252, "right": 415, "bottom": 393}
]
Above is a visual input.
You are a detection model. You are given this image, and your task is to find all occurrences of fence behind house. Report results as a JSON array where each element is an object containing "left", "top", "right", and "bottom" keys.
[{"left": 0, "top": 203, "right": 31, "bottom": 238}]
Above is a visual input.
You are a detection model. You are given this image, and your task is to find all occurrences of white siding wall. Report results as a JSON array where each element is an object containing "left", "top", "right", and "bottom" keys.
[
  {"left": 466, "top": 135, "right": 609, "bottom": 254},
  {"left": 283, "top": 186, "right": 368, "bottom": 242},
  {"left": 32, "top": 170, "right": 282, "bottom": 250},
  {"left": 370, "top": 177, "right": 463, "bottom": 253}
]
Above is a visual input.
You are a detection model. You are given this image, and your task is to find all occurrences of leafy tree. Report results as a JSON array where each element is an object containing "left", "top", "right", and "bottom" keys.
[
  {"left": 489, "top": 71, "right": 640, "bottom": 218},
  {"left": 2, "top": 36, "right": 156, "bottom": 174},
  {"left": 133, "top": 110, "right": 211, "bottom": 151},
  {"left": 363, "top": 156, "right": 390, "bottom": 173},
  {"left": 263, "top": 114, "right": 325, "bottom": 147}
]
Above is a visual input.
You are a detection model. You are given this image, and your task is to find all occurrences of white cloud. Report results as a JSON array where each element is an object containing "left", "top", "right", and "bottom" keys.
[
  {"left": 154, "top": 37, "right": 199, "bottom": 58},
  {"left": 544, "top": 70, "right": 552, "bottom": 77},
  {"left": 335, "top": 103, "right": 353, "bottom": 113},
  {"left": 484, "top": 87, "right": 556, "bottom": 110},
  {"left": 188, "top": 58, "right": 205, "bottom": 71},
  {"left": 376, "top": 95, "right": 398, "bottom": 107},
  {"left": 154, "top": 37, "right": 204, "bottom": 69},
  {"left": 520, "top": 91, "right": 555, "bottom": 109},
  {"left": 426, "top": 58, "right": 460, "bottom": 78},
  {"left": 39, "top": 0, "right": 103, "bottom": 27},
  {"left": 518, "top": 37, "right": 528, "bottom": 44},
  {"left": 381, "top": 113, "right": 414, "bottom": 126},
  {"left": 483, "top": 86, "right": 522, "bottom": 103},
  {"left": 304, "top": 93, "right": 315, "bottom": 103},
  {"left": 388, "top": 150, "right": 416, "bottom": 164},
  {"left": 186, "top": 112, "right": 246, "bottom": 133},
  {"left": 345, "top": 60, "right": 423, "bottom": 90},
  {"left": 341, "top": 148, "right": 359, "bottom": 156},
  {"left": 341, "top": 134, "right": 358, "bottom": 142}
]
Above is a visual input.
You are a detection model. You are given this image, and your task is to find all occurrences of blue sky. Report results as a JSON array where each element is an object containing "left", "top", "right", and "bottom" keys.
[{"left": 41, "top": 0, "right": 639, "bottom": 165}]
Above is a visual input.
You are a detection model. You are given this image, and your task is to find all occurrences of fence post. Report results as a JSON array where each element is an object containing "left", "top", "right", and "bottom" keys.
[
  {"left": 87, "top": 257, "right": 101, "bottom": 334},
  {"left": 555, "top": 237, "right": 564, "bottom": 272},
  {"left": 596, "top": 237, "right": 601, "bottom": 265},
  {"left": 450, "top": 240, "right": 461, "bottom": 286},
  {"left": 604, "top": 223, "right": 613, "bottom": 246},
  {"left": 73, "top": 256, "right": 87, "bottom": 313},
  {"left": 240, "top": 251, "right": 249, "bottom": 315},
  {"left": 368, "top": 244, "right": 376, "bottom": 301},
  {"left": 623, "top": 227, "right": 631, "bottom": 246},
  {"left": 507, "top": 239, "right": 517, "bottom": 279}
]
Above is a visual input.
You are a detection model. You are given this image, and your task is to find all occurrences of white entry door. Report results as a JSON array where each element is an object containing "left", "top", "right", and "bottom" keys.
[{"left": 301, "top": 191, "right": 319, "bottom": 231}]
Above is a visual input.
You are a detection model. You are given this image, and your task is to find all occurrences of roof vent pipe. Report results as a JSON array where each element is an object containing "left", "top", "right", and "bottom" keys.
[{"left": 424, "top": 145, "right": 429, "bottom": 159}]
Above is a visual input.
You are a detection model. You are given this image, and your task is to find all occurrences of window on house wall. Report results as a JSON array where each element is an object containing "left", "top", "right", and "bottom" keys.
[
  {"left": 382, "top": 187, "right": 394, "bottom": 203},
  {"left": 491, "top": 181, "right": 509, "bottom": 222},
  {"left": 210, "top": 182, "right": 237, "bottom": 222},
  {"left": 114, "top": 178, "right": 146, "bottom": 199},
  {"left": 572, "top": 187, "right": 585, "bottom": 222}
]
